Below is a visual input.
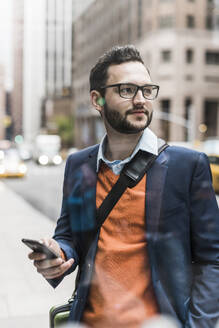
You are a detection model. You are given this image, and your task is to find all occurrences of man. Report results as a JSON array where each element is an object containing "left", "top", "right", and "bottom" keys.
[{"left": 29, "top": 45, "right": 219, "bottom": 327}]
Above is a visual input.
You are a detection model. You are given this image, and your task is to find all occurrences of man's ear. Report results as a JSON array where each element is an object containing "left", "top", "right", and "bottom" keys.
[{"left": 90, "top": 90, "right": 105, "bottom": 113}]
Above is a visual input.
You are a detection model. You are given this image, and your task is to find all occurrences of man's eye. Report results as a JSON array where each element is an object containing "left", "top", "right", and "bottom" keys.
[
  {"left": 143, "top": 87, "right": 152, "bottom": 95},
  {"left": 121, "top": 87, "right": 135, "bottom": 94}
]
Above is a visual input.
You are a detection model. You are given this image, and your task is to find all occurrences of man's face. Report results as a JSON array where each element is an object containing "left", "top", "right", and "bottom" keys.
[{"left": 102, "top": 61, "right": 154, "bottom": 134}]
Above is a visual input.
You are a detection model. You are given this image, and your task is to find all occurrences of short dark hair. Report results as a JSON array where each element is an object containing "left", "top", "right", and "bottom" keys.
[{"left": 89, "top": 45, "right": 147, "bottom": 95}]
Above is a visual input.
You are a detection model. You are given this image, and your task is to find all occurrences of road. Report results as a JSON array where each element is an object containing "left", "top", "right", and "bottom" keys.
[{"left": 4, "top": 161, "right": 65, "bottom": 221}]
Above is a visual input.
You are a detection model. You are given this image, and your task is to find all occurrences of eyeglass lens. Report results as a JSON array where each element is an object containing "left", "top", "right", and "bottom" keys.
[{"left": 119, "top": 84, "right": 158, "bottom": 100}]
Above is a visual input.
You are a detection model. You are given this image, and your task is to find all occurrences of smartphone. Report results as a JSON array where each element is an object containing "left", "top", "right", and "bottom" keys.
[{"left": 22, "top": 238, "right": 60, "bottom": 259}]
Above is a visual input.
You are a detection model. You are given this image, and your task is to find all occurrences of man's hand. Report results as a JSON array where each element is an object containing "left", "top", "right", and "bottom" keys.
[{"left": 28, "top": 238, "right": 74, "bottom": 279}]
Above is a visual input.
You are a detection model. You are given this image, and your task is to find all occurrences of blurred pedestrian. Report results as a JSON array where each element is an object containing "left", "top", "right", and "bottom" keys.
[{"left": 28, "top": 45, "right": 219, "bottom": 327}]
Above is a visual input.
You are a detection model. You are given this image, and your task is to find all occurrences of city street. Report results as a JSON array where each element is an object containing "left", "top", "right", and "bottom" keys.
[{"left": 4, "top": 160, "right": 66, "bottom": 221}]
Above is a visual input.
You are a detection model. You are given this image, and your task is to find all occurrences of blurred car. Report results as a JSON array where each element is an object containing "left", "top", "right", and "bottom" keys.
[
  {"left": 208, "top": 155, "right": 219, "bottom": 193},
  {"left": 33, "top": 134, "right": 62, "bottom": 165},
  {"left": 0, "top": 148, "right": 27, "bottom": 178},
  {"left": 201, "top": 139, "right": 219, "bottom": 193}
]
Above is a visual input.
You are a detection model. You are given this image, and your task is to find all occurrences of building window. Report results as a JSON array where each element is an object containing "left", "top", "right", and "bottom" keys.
[
  {"left": 205, "top": 75, "right": 219, "bottom": 82},
  {"left": 160, "top": 99, "right": 170, "bottom": 141},
  {"left": 161, "top": 50, "right": 172, "bottom": 62},
  {"left": 184, "top": 98, "right": 192, "bottom": 141},
  {"left": 205, "top": 51, "right": 219, "bottom": 64},
  {"left": 216, "top": 16, "right": 219, "bottom": 29},
  {"left": 186, "top": 15, "right": 195, "bottom": 28},
  {"left": 159, "top": 16, "right": 174, "bottom": 28},
  {"left": 185, "top": 74, "right": 193, "bottom": 81},
  {"left": 206, "top": 15, "right": 214, "bottom": 29},
  {"left": 204, "top": 100, "right": 218, "bottom": 137},
  {"left": 206, "top": 15, "right": 219, "bottom": 30},
  {"left": 186, "top": 49, "right": 194, "bottom": 63}
]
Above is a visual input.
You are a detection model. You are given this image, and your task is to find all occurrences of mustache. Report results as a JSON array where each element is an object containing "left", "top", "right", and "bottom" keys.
[{"left": 126, "top": 108, "right": 150, "bottom": 116}]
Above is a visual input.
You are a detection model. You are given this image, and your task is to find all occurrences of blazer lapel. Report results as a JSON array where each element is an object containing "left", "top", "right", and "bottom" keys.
[
  {"left": 86, "top": 145, "right": 99, "bottom": 172},
  {"left": 75, "top": 145, "right": 99, "bottom": 233},
  {"left": 145, "top": 151, "right": 168, "bottom": 242},
  {"left": 80, "top": 145, "right": 99, "bottom": 190}
]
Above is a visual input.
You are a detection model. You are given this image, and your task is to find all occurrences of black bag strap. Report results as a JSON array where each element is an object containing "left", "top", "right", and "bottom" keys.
[{"left": 96, "top": 138, "right": 168, "bottom": 230}]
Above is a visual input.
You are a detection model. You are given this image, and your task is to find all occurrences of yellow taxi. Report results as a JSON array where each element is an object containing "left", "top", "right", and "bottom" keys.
[
  {"left": 208, "top": 155, "right": 219, "bottom": 193},
  {"left": 202, "top": 139, "right": 219, "bottom": 193},
  {"left": 0, "top": 148, "right": 27, "bottom": 178}
]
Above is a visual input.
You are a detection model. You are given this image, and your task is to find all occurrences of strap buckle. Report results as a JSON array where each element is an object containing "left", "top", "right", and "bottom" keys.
[{"left": 122, "top": 150, "right": 157, "bottom": 188}]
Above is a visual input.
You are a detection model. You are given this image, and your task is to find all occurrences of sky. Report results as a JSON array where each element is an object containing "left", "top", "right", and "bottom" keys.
[{"left": 0, "top": 0, "right": 13, "bottom": 90}]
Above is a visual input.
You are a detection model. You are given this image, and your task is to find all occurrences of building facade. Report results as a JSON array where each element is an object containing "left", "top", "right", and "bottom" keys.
[
  {"left": 11, "top": 0, "right": 24, "bottom": 138},
  {"left": 72, "top": 0, "right": 141, "bottom": 147},
  {"left": 22, "top": 0, "right": 46, "bottom": 144},
  {"left": 138, "top": 0, "right": 219, "bottom": 142},
  {"left": 72, "top": 0, "right": 219, "bottom": 148},
  {"left": 10, "top": 0, "right": 47, "bottom": 144},
  {"left": 42, "top": 0, "right": 94, "bottom": 143},
  {"left": 42, "top": 0, "right": 73, "bottom": 134}
]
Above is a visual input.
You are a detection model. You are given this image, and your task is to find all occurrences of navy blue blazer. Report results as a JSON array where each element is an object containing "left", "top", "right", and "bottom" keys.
[{"left": 50, "top": 144, "right": 219, "bottom": 327}]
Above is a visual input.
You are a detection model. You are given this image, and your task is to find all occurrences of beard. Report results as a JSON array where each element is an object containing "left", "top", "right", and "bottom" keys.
[{"left": 103, "top": 103, "right": 153, "bottom": 134}]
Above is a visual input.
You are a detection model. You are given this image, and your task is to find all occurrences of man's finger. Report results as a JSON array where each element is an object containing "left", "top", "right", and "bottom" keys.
[
  {"left": 28, "top": 251, "right": 46, "bottom": 260},
  {"left": 34, "top": 257, "right": 63, "bottom": 269},
  {"left": 39, "top": 258, "right": 74, "bottom": 279}
]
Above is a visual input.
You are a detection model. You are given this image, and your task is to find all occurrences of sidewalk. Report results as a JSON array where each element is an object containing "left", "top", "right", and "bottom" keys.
[{"left": 0, "top": 181, "right": 77, "bottom": 328}]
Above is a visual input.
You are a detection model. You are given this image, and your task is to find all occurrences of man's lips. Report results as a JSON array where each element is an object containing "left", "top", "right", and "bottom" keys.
[
  {"left": 131, "top": 110, "right": 145, "bottom": 114},
  {"left": 128, "top": 109, "right": 148, "bottom": 115}
]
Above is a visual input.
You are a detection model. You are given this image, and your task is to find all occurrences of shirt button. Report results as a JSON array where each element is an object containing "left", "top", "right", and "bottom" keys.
[{"left": 87, "top": 263, "right": 91, "bottom": 269}]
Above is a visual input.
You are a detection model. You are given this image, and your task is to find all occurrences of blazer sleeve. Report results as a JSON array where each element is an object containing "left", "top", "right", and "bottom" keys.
[
  {"left": 185, "top": 152, "right": 219, "bottom": 327},
  {"left": 47, "top": 156, "right": 80, "bottom": 288}
]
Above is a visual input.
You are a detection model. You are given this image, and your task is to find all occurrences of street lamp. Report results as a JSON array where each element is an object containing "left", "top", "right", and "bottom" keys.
[{"left": 154, "top": 107, "right": 195, "bottom": 142}]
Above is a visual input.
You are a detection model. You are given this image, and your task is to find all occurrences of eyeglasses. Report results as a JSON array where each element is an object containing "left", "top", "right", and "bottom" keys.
[{"left": 100, "top": 83, "right": 159, "bottom": 100}]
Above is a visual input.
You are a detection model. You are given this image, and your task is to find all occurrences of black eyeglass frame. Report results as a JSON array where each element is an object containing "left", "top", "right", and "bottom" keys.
[{"left": 100, "top": 83, "right": 160, "bottom": 100}]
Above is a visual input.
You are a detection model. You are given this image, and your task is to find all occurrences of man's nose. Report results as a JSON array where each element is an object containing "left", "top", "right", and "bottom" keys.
[{"left": 133, "top": 89, "right": 146, "bottom": 104}]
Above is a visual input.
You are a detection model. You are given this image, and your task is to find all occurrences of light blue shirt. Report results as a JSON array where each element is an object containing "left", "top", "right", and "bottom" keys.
[{"left": 96, "top": 128, "right": 158, "bottom": 175}]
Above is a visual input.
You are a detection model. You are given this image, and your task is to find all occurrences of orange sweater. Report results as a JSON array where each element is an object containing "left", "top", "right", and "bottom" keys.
[{"left": 82, "top": 163, "right": 158, "bottom": 328}]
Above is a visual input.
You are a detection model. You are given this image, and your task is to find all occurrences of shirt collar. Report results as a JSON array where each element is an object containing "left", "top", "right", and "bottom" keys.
[{"left": 96, "top": 128, "right": 158, "bottom": 173}]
